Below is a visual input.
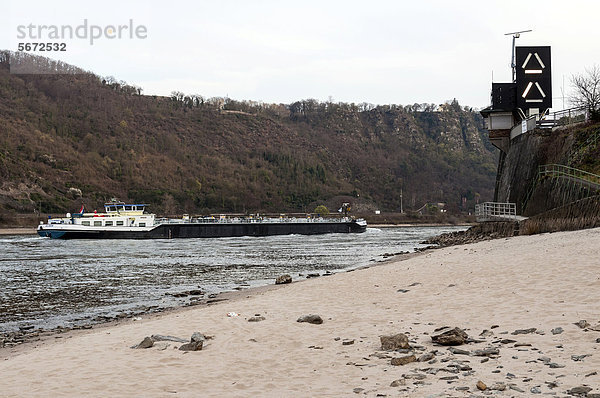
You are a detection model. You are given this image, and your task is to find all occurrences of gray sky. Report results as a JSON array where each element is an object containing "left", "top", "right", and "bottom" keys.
[{"left": 2, "top": 0, "right": 599, "bottom": 110}]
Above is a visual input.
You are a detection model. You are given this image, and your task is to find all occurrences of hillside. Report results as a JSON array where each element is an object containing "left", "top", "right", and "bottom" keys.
[{"left": 0, "top": 51, "right": 497, "bottom": 218}]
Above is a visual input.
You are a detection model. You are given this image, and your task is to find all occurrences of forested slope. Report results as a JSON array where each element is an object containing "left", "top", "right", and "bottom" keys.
[{"left": 0, "top": 51, "right": 497, "bottom": 216}]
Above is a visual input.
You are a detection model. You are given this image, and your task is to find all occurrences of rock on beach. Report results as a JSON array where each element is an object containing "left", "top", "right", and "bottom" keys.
[
  {"left": 179, "top": 332, "right": 205, "bottom": 351},
  {"left": 431, "top": 327, "right": 468, "bottom": 346},
  {"left": 297, "top": 314, "right": 323, "bottom": 324},
  {"left": 380, "top": 333, "right": 410, "bottom": 350},
  {"left": 390, "top": 355, "right": 416, "bottom": 366},
  {"left": 133, "top": 336, "right": 154, "bottom": 349},
  {"left": 275, "top": 274, "right": 292, "bottom": 284}
]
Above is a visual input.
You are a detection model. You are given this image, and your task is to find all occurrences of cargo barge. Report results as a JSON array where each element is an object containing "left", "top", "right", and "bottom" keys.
[{"left": 37, "top": 202, "right": 367, "bottom": 239}]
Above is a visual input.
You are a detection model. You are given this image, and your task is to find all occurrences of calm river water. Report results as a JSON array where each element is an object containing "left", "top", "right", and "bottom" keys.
[{"left": 0, "top": 226, "right": 464, "bottom": 332}]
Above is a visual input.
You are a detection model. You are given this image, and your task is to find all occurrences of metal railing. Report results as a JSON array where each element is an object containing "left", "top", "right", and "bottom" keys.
[
  {"left": 475, "top": 202, "right": 519, "bottom": 222},
  {"left": 521, "top": 164, "right": 600, "bottom": 213},
  {"left": 539, "top": 164, "right": 600, "bottom": 187},
  {"left": 536, "top": 106, "right": 589, "bottom": 129}
]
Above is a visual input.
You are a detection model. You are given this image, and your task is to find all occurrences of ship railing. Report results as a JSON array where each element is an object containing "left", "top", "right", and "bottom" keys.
[{"left": 154, "top": 216, "right": 354, "bottom": 225}]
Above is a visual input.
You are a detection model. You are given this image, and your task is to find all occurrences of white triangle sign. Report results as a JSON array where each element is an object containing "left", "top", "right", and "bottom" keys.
[
  {"left": 521, "top": 52, "right": 545, "bottom": 74},
  {"left": 522, "top": 81, "right": 547, "bottom": 103}
]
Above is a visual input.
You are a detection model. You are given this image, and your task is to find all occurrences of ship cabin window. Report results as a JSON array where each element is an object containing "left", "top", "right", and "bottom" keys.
[
  {"left": 139, "top": 222, "right": 146, "bottom": 227},
  {"left": 106, "top": 205, "right": 126, "bottom": 212},
  {"left": 105, "top": 221, "right": 113, "bottom": 226},
  {"left": 125, "top": 205, "right": 132, "bottom": 211},
  {"left": 94, "top": 221, "right": 102, "bottom": 226},
  {"left": 82, "top": 221, "right": 90, "bottom": 226},
  {"left": 116, "top": 220, "right": 124, "bottom": 226}
]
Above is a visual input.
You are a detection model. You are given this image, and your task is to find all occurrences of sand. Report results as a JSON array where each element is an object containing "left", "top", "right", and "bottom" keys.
[{"left": 2, "top": 228, "right": 600, "bottom": 397}]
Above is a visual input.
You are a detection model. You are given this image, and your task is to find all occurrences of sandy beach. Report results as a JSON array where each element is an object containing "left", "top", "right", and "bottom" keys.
[{"left": 2, "top": 228, "right": 600, "bottom": 397}]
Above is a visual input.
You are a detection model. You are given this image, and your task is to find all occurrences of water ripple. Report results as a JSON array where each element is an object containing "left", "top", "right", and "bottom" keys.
[{"left": 0, "top": 226, "right": 464, "bottom": 331}]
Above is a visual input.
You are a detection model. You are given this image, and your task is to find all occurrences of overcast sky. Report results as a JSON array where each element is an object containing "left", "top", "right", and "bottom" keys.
[{"left": 2, "top": 0, "right": 599, "bottom": 110}]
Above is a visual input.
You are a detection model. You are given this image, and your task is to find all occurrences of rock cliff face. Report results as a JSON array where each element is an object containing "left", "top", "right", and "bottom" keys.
[
  {"left": 495, "top": 122, "right": 600, "bottom": 216},
  {"left": 495, "top": 132, "right": 566, "bottom": 210}
]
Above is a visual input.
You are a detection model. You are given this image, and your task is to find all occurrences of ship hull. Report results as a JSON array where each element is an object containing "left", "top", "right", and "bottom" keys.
[{"left": 37, "top": 221, "right": 367, "bottom": 239}]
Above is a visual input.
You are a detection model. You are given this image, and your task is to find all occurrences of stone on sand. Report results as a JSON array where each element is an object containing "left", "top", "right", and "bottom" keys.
[
  {"left": 297, "top": 314, "right": 323, "bottom": 324},
  {"left": 275, "top": 274, "right": 292, "bottom": 284},
  {"left": 567, "top": 386, "right": 592, "bottom": 395},
  {"left": 248, "top": 316, "right": 266, "bottom": 322},
  {"left": 390, "top": 355, "right": 416, "bottom": 366},
  {"left": 472, "top": 347, "right": 499, "bottom": 357},
  {"left": 178, "top": 332, "right": 205, "bottom": 351},
  {"left": 431, "top": 327, "right": 468, "bottom": 346},
  {"left": 380, "top": 333, "right": 410, "bottom": 350},
  {"left": 132, "top": 336, "right": 154, "bottom": 349},
  {"left": 151, "top": 334, "right": 187, "bottom": 343},
  {"left": 574, "top": 320, "right": 590, "bottom": 329},
  {"left": 511, "top": 328, "right": 536, "bottom": 335},
  {"left": 418, "top": 352, "right": 435, "bottom": 362}
]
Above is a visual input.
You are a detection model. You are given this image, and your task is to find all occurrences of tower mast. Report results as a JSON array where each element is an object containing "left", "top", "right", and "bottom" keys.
[{"left": 504, "top": 29, "right": 532, "bottom": 82}]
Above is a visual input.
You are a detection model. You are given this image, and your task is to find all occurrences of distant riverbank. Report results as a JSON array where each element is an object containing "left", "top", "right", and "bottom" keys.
[
  {"left": 369, "top": 223, "right": 473, "bottom": 228},
  {"left": 0, "top": 228, "right": 36, "bottom": 235}
]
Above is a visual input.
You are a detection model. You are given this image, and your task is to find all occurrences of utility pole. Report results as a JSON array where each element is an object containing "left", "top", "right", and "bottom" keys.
[
  {"left": 400, "top": 188, "right": 403, "bottom": 214},
  {"left": 562, "top": 74, "right": 565, "bottom": 110},
  {"left": 505, "top": 30, "right": 532, "bottom": 82}
]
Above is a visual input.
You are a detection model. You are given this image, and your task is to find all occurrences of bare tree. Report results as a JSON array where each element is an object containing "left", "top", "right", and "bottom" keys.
[{"left": 570, "top": 65, "right": 600, "bottom": 118}]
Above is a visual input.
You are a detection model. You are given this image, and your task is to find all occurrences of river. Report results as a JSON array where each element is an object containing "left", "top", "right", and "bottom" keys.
[{"left": 0, "top": 226, "right": 464, "bottom": 332}]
